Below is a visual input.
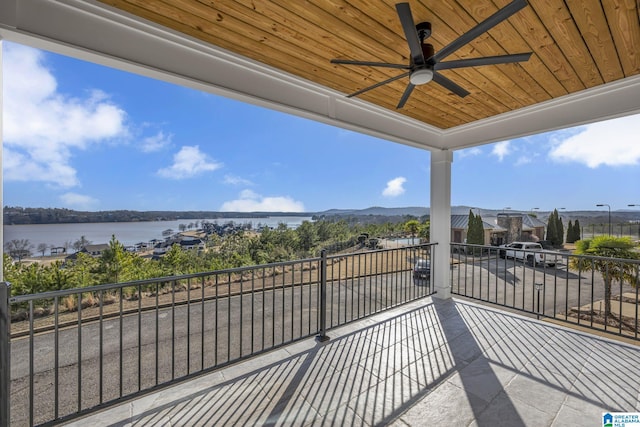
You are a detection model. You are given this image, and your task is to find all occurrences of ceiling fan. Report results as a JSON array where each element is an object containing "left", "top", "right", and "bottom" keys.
[{"left": 331, "top": 0, "right": 532, "bottom": 109}]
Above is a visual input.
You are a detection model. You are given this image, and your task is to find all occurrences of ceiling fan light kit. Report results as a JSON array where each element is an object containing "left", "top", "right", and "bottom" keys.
[
  {"left": 409, "top": 68, "right": 433, "bottom": 85},
  {"left": 331, "top": 0, "right": 533, "bottom": 109}
]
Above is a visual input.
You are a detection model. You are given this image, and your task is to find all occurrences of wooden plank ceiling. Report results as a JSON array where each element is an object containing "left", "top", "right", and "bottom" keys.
[{"left": 98, "top": 0, "right": 640, "bottom": 130}]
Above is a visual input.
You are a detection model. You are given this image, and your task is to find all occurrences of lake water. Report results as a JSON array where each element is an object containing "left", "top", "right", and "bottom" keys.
[{"left": 3, "top": 216, "right": 313, "bottom": 254}]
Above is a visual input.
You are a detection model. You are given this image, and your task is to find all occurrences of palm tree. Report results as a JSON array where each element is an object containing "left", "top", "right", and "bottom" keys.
[{"left": 570, "top": 236, "right": 639, "bottom": 318}]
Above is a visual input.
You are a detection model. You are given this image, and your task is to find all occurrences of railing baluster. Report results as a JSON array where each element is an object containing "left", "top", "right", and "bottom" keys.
[
  {"left": 280, "top": 269, "right": 284, "bottom": 344},
  {"left": 171, "top": 280, "right": 176, "bottom": 380},
  {"left": 251, "top": 270, "right": 255, "bottom": 355},
  {"left": 29, "top": 300, "right": 34, "bottom": 427},
  {"left": 604, "top": 263, "right": 609, "bottom": 332},
  {"left": 308, "top": 261, "right": 312, "bottom": 335},
  {"left": 77, "top": 292, "right": 82, "bottom": 412},
  {"left": 352, "top": 254, "right": 357, "bottom": 318},
  {"left": 99, "top": 291, "right": 104, "bottom": 404},
  {"left": 138, "top": 284, "right": 142, "bottom": 390},
  {"left": 281, "top": 267, "right": 285, "bottom": 342},
  {"left": 272, "top": 267, "right": 276, "bottom": 348},
  {"left": 201, "top": 277, "right": 205, "bottom": 371},
  {"left": 54, "top": 295, "right": 59, "bottom": 420},
  {"left": 290, "top": 263, "right": 294, "bottom": 340},
  {"left": 239, "top": 273, "right": 243, "bottom": 357},
  {"left": 336, "top": 257, "right": 340, "bottom": 327},
  {"left": 262, "top": 267, "right": 266, "bottom": 351},
  {"left": 187, "top": 278, "right": 191, "bottom": 373},
  {"left": 298, "top": 263, "right": 303, "bottom": 338},
  {"left": 227, "top": 272, "right": 231, "bottom": 362},
  {"left": 365, "top": 253, "right": 370, "bottom": 317},
  {"left": 618, "top": 260, "right": 623, "bottom": 336},
  {"left": 119, "top": 287, "right": 123, "bottom": 397},
  {"left": 391, "top": 249, "right": 396, "bottom": 308},
  {"left": 0, "top": 283, "right": 9, "bottom": 427},
  {"left": 215, "top": 274, "right": 219, "bottom": 367},
  {"left": 329, "top": 255, "right": 334, "bottom": 328},
  {"left": 635, "top": 266, "right": 639, "bottom": 340},
  {"left": 316, "top": 250, "right": 329, "bottom": 342},
  {"left": 590, "top": 263, "right": 595, "bottom": 328},
  {"left": 563, "top": 257, "right": 568, "bottom": 320},
  {"left": 155, "top": 282, "right": 159, "bottom": 386}
]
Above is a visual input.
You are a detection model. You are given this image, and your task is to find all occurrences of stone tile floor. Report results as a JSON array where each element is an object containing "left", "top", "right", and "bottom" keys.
[{"left": 67, "top": 297, "right": 640, "bottom": 426}]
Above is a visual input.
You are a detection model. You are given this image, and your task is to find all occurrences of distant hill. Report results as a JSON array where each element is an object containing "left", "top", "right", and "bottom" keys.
[
  {"left": 3, "top": 205, "right": 639, "bottom": 225},
  {"left": 318, "top": 206, "right": 429, "bottom": 217}
]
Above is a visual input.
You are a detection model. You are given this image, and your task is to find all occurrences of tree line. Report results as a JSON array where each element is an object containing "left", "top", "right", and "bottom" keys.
[
  {"left": 4, "top": 219, "right": 429, "bottom": 297},
  {"left": 3, "top": 206, "right": 304, "bottom": 225}
]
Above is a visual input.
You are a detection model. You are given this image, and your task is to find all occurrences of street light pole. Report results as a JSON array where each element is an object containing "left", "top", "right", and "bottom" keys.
[{"left": 596, "top": 204, "right": 611, "bottom": 235}]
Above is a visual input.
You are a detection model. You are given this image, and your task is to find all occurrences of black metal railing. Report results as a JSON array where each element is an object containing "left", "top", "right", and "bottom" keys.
[
  {"left": 1, "top": 244, "right": 434, "bottom": 426},
  {"left": 451, "top": 243, "right": 640, "bottom": 340}
]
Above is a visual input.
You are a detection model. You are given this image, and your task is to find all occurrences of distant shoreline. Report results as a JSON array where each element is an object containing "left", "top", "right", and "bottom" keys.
[
  {"left": 3, "top": 207, "right": 312, "bottom": 226},
  {"left": 4, "top": 216, "right": 315, "bottom": 256}
]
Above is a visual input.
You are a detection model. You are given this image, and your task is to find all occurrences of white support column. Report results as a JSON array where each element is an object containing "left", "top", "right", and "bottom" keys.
[{"left": 430, "top": 149, "right": 452, "bottom": 299}]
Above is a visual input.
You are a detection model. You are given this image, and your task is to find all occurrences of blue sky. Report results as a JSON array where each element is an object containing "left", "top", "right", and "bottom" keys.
[{"left": 2, "top": 41, "right": 639, "bottom": 213}]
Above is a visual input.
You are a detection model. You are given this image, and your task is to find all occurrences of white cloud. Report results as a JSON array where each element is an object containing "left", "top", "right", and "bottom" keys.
[
  {"left": 224, "top": 174, "right": 254, "bottom": 186},
  {"left": 549, "top": 115, "right": 640, "bottom": 167},
  {"left": 157, "top": 145, "right": 222, "bottom": 179},
  {"left": 140, "top": 131, "right": 172, "bottom": 152},
  {"left": 3, "top": 43, "right": 128, "bottom": 188},
  {"left": 382, "top": 177, "right": 406, "bottom": 197},
  {"left": 515, "top": 156, "right": 533, "bottom": 166},
  {"left": 59, "top": 192, "right": 99, "bottom": 210},
  {"left": 457, "top": 147, "right": 483, "bottom": 158},
  {"left": 221, "top": 189, "right": 305, "bottom": 212},
  {"left": 491, "top": 141, "right": 511, "bottom": 161}
]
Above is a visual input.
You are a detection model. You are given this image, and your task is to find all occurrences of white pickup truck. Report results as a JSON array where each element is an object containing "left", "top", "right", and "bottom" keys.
[{"left": 499, "top": 242, "right": 558, "bottom": 267}]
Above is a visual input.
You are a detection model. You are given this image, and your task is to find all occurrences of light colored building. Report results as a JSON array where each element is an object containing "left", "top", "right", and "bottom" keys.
[{"left": 451, "top": 213, "right": 547, "bottom": 246}]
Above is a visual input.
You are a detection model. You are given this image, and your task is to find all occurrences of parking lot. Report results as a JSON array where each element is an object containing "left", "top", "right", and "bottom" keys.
[{"left": 451, "top": 254, "right": 635, "bottom": 319}]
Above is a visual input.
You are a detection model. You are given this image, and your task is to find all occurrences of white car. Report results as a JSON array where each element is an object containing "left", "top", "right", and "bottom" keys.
[{"left": 499, "top": 242, "right": 557, "bottom": 267}]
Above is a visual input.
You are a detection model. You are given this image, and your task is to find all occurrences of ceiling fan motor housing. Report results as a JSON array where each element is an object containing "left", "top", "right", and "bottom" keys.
[{"left": 421, "top": 43, "right": 435, "bottom": 64}]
